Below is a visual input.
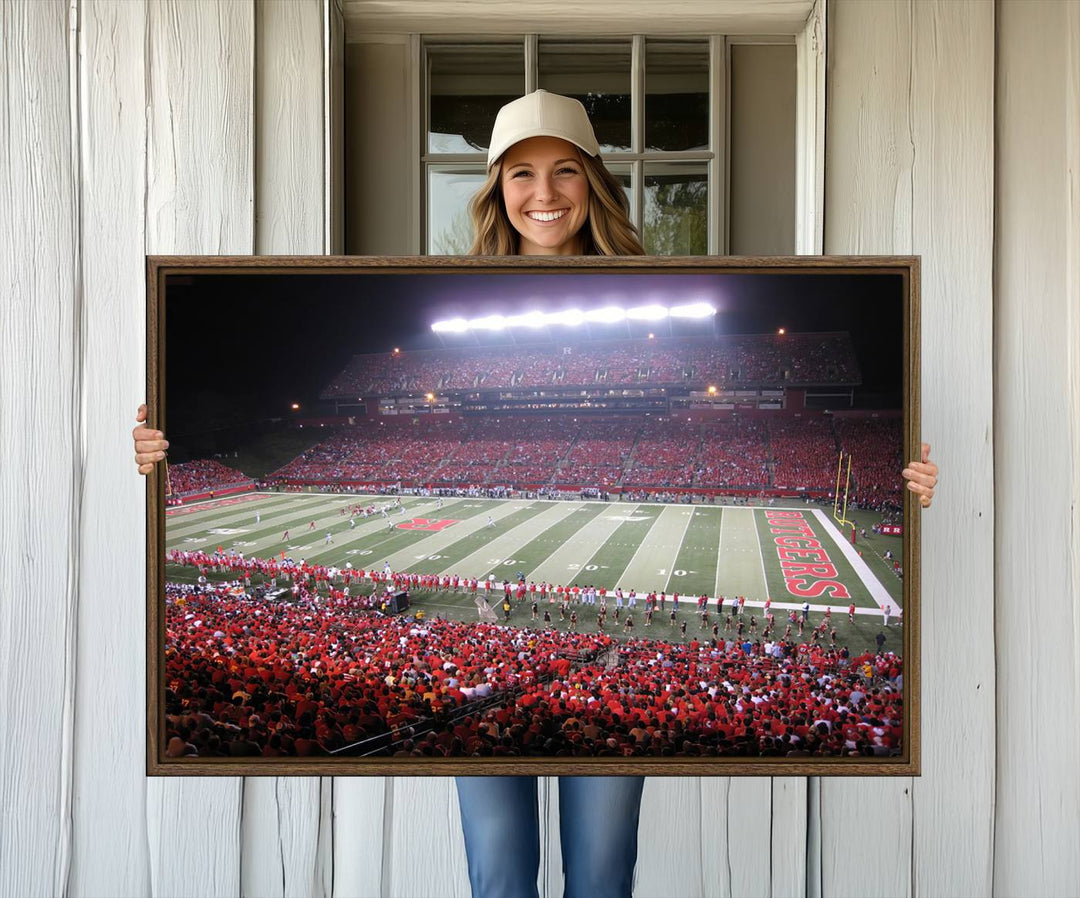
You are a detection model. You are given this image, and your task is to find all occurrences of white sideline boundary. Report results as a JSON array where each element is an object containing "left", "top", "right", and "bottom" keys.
[{"left": 810, "top": 508, "right": 901, "bottom": 614}]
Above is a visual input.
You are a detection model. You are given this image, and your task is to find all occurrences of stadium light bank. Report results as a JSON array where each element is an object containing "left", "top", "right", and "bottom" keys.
[{"left": 431, "top": 302, "right": 716, "bottom": 333}]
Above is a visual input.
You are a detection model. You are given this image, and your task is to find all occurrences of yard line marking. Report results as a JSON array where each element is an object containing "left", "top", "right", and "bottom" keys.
[
  {"left": 713, "top": 507, "right": 725, "bottom": 605},
  {"left": 377, "top": 500, "right": 522, "bottom": 573},
  {"left": 750, "top": 508, "right": 771, "bottom": 603},
  {"left": 811, "top": 508, "right": 899, "bottom": 612},
  {"left": 526, "top": 504, "right": 643, "bottom": 586},
  {"left": 613, "top": 505, "right": 685, "bottom": 592},
  {"left": 662, "top": 504, "right": 697, "bottom": 594},
  {"left": 441, "top": 501, "right": 585, "bottom": 578}
]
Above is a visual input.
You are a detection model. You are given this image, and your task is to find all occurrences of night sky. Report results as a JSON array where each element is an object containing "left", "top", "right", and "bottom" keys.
[{"left": 164, "top": 269, "right": 906, "bottom": 441}]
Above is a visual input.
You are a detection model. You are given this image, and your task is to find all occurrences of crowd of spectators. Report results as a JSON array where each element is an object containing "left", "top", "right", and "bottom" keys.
[
  {"left": 695, "top": 419, "right": 771, "bottom": 487},
  {"left": 167, "top": 459, "right": 253, "bottom": 497},
  {"left": 163, "top": 563, "right": 902, "bottom": 760},
  {"left": 768, "top": 417, "right": 839, "bottom": 491},
  {"left": 623, "top": 417, "right": 701, "bottom": 487},
  {"left": 263, "top": 411, "right": 911, "bottom": 496},
  {"left": 319, "top": 334, "right": 862, "bottom": 399}
]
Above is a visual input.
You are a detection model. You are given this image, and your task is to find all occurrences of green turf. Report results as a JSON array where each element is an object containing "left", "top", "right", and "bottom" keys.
[{"left": 166, "top": 492, "right": 908, "bottom": 655}]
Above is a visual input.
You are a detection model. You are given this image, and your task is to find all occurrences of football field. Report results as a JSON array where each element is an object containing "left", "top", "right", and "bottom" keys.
[{"left": 166, "top": 491, "right": 903, "bottom": 622}]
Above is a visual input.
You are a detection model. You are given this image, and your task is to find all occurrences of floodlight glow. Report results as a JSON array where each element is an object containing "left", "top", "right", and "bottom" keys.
[
  {"left": 431, "top": 318, "right": 469, "bottom": 333},
  {"left": 626, "top": 304, "right": 669, "bottom": 321},
  {"left": 471, "top": 315, "right": 506, "bottom": 331},
  {"left": 505, "top": 310, "right": 548, "bottom": 328},
  {"left": 670, "top": 302, "right": 717, "bottom": 319},
  {"left": 549, "top": 309, "right": 585, "bottom": 326},
  {"left": 585, "top": 306, "right": 626, "bottom": 324},
  {"left": 434, "top": 301, "right": 714, "bottom": 332}
]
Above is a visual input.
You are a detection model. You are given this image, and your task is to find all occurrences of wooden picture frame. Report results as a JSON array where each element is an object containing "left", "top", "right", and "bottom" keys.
[{"left": 147, "top": 255, "right": 920, "bottom": 776}]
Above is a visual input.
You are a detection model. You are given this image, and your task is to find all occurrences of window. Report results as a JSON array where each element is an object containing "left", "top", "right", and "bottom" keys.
[{"left": 424, "top": 35, "right": 793, "bottom": 256}]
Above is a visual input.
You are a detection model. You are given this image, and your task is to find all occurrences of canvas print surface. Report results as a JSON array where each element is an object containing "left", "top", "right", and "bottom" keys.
[{"left": 150, "top": 259, "right": 917, "bottom": 775}]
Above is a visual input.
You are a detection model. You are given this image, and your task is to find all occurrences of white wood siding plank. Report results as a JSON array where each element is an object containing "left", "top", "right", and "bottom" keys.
[
  {"left": 384, "top": 777, "right": 471, "bottom": 898},
  {"left": 241, "top": 778, "right": 327, "bottom": 898},
  {"left": 0, "top": 2, "right": 78, "bottom": 896},
  {"left": 332, "top": 778, "right": 387, "bottom": 898},
  {"left": 255, "top": 0, "right": 326, "bottom": 256},
  {"left": 147, "top": 778, "right": 242, "bottom": 898},
  {"left": 822, "top": 5, "right": 914, "bottom": 891},
  {"left": 770, "top": 777, "right": 808, "bottom": 898},
  {"left": 636, "top": 777, "right": 710, "bottom": 898},
  {"left": 908, "top": 3, "right": 995, "bottom": 896},
  {"left": 825, "top": 3, "right": 996, "bottom": 897},
  {"left": 144, "top": 2, "right": 254, "bottom": 894},
  {"left": 71, "top": 1, "right": 153, "bottom": 894},
  {"left": 145, "top": 0, "right": 255, "bottom": 257},
  {"left": 243, "top": 3, "right": 329, "bottom": 895},
  {"left": 726, "top": 778, "right": 775, "bottom": 897},
  {"left": 994, "top": 2, "right": 1080, "bottom": 894},
  {"left": 636, "top": 777, "right": 777, "bottom": 898}
]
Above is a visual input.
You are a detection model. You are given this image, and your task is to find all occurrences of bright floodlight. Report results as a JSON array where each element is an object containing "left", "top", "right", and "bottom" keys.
[
  {"left": 505, "top": 310, "right": 548, "bottom": 328},
  {"left": 472, "top": 314, "right": 506, "bottom": 331},
  {"left": 670, "top": 302, "right": 717, "bottom": 319},
  {"left": 626, "top": 304, "right": 669, "bottom": 321},
  {"left": 549, "top": 309, "right": 585, "bottom": 326},
  {"left": 585, "top": 306, "right": 626, "bottom": 324},
  {"left": 431, "top": 317, "right": 469, "bottom": 333},
  {"left": 432, "top": 300, "right": 717, "bottom": 332}
]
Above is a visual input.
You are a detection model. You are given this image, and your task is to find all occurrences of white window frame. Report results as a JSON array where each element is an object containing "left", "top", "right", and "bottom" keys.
[{"left": 410, "top": 0, "right": 825, "bottom": 256}]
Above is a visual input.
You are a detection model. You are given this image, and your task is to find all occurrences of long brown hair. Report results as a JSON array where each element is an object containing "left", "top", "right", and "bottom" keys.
[{"left": 468, "top": 150, "right": 645, "bottom": 256}]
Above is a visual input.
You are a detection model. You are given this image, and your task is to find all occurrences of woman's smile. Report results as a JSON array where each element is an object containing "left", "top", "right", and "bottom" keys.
[{"left": 500, "top": 136, "right": 589, "bottom": 255}]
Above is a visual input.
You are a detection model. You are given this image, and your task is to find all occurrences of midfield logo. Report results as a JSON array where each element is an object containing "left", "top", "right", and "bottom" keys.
[{"left": 397, "top": 518, "right": 459, "bottom": 531}]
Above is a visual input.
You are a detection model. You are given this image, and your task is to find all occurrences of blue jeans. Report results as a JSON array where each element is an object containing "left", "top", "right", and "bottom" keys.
[{"left": 455, "top": 775, "right": 646, "bottom": 898}]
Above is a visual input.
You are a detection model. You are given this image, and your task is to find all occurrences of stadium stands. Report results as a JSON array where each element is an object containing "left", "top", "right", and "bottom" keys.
[
  {"left": 320, "top": 333, "right": 861, "bottom": 398},
  {"left": 768, "top": 417, "right": 839, "bottom": 491},
  {"left": 164, "top": 575, "right": 902, "bottom": 760},
  {"left": 260, "top": 411, "right": 900, "bottom": 508},
  {"left": 167, "top": 459, "right": 253, "bottom": 497}
]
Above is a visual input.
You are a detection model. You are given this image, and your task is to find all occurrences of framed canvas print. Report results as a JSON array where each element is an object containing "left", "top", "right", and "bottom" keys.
[{"left": 146, "top": 255, "right": 920, "bottom": 776}]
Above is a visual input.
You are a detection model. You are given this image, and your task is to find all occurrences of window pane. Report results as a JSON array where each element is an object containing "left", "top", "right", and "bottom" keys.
[
  {"left": 643, "top": 163, "right": 707, "bottom": 255},
  {"left": 428, "top": 167, "right": 487, "bottom": 254},
  {"left": 428, "top": 44, "right": 524, "bottom": 154},
  {"left": 538, "top": 40, "right": 631, "bottom": 153},
  {"left": 645, "top": 40, "right": 709, "bottom": 152}
]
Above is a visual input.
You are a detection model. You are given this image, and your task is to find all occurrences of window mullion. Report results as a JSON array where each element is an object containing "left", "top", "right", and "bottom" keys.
[
  {"left": 631, "top": 34, "right": 645, "bottom": 234},
  {"left": 525, "top": 34, "right": 537, "bottom": 93},
  {"left": 709, "top": 34, "right": 727, "bottom": 256}
]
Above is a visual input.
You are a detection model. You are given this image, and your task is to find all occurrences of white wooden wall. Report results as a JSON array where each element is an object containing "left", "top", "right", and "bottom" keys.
[{"left": 1, "top": 1, "right": 1077, "bottom": 897}]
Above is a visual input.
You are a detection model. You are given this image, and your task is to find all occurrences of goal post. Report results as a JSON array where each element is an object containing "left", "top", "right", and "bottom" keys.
[{"left": 833, "top": 450, "right": 855, "bottom": 540}]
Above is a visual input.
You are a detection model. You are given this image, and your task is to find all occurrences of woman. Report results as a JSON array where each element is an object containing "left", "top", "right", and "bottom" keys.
[{"left": 133, "top": 90, "right": 939, "bottom": 898}]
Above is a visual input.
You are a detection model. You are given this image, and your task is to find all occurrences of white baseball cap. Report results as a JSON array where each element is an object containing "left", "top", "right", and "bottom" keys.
[{"left": 486, "top": 90, "right": 601, "bottom": 169}]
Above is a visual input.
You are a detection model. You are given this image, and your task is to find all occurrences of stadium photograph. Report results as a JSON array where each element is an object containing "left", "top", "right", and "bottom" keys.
[{"left": 151, "top": 259, "right": 916, "bottom": 773}]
